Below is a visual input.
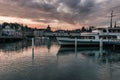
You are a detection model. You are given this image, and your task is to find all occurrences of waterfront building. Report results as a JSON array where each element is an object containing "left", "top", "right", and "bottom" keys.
[
  {"left": 0, "top": 25, "right": 2, "bottom": 36},
  {"left": 0, "top": 23, "right": 35, "bottom": 38},
  {"left": 1, "top": 25, "right": 22, "bottom": 37},
  {"left": 34, "top": 29, "right": 46, "bottom": 37}
]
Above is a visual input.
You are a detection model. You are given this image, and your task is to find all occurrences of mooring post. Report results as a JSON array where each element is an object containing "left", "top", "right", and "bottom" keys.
[
  {"left": 75, "top": 37, "right": 77, "bottom": 56},
  {"left": 100, "top": 38, "right": 103, "bottom": 56},
  {"left": 100, "top": 38, "right": 103, "bottom": 48},
  {"left": 32, "top": 38, "right": 34, "bottom": 60},
  {"left": 32, "top": 38, "right": 34, "bottom": 49}
]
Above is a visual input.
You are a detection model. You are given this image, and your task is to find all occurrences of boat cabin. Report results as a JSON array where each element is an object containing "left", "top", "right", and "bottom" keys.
[{"left": 92, "top": 27, "right": 120, "bottom": 33}]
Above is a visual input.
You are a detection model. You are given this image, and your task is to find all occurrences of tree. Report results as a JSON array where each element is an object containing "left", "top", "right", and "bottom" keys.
[
  {"left": 81, "top": 26, "right": 86, "bottom": 32},
  {"left": 46, "top": 25, "right": 51, "bottom": 32},
  {"left": 2, "top": 22, "right": 9, "bottom": 27},
  {"left": 88, "top": 26, "right": 92, "bottom": 32}
]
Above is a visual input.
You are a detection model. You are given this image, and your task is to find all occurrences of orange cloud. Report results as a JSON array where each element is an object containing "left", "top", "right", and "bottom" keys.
[{"left": 0, "top": 16, "right": 82, "bottom": 30}]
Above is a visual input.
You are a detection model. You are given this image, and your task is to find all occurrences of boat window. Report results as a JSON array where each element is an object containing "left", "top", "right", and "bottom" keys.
[
  {"left": 89, "top": 36, "right": 95, "bottom": 39},
  {"left": 108, "top": 30, "right": 111, "bottom": 32},
  {"left": 99, "top": 36, "right": 117, "bottom": 39},
  {"left": 69, "top": 36, "right": 95, "bottom": 39},
  {"left": 109, "top": 29, "right": 120, "bottom": 33},
  {"left": 103, "top": 29, "right": 106, "bottom": 32},
  {"left": 79, "top": 36, "right": 95, "bottom": 39}
]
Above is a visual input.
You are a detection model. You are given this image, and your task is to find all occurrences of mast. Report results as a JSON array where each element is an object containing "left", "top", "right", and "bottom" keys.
[
  {"left": 110, "top": 10, "right": 116, "bottom": 28},
  {"left": 114, "top": 21, "right": 117, "bottom": 28}
]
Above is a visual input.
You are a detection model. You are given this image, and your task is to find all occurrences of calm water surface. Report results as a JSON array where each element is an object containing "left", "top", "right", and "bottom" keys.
[{"left": 0, "top": 38, "right": 120, "bottom": 80}]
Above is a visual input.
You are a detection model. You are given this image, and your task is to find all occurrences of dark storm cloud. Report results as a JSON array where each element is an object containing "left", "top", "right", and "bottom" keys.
[
  {"left": 0, "top": 0, "right": 120, "bottom": 27},
  {"left": 59, "top": 0, "right": 94, "bottom": 15}
]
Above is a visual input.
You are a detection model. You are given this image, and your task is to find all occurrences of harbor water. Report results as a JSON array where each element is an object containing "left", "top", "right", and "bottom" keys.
[{"left": 0, "top": 38, "right": 120, "bottom": 80}]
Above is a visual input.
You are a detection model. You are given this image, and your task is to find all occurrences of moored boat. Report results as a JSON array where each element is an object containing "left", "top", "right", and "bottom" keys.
[{"left": 56, "top": 27, "right": 120, "bottom": 47}]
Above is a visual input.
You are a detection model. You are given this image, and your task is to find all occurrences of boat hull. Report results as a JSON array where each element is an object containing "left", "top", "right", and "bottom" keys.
[{"left": 56, "top": 37, "right": 120, "bottom": 47}]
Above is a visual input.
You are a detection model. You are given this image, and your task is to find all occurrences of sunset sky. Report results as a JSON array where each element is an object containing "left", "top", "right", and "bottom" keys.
[{"left": 0, "top": 0, "right": 120, "bottom": 30}]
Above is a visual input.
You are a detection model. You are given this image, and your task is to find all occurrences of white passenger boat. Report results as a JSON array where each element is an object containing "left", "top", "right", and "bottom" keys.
[{"left": 56, "top": 27, "right": 120, "bottom": 46}]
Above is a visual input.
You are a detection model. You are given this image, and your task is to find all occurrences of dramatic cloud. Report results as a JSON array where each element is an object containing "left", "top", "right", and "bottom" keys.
[{"left": 0, "top": 0, "right": 120, "bottom": 29}]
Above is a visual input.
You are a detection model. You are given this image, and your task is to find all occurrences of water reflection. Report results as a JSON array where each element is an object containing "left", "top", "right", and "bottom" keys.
[
  {"left": 0, "top": 40, "right": 31, "bottom": 53},
  {"left": 57, "top": 47, "right": 120, "bottom": 63},
  {"left": 35, "top": 37, "right": 51, "bottom": 46},
  {"left": 57, "top": 47, "right": 120, "bottom": 80},
  {"left": 0, "top": 38, "right": 120, "bottom": 80},
  {"left": 0, "top": 37, "right": 52, "bottom": 53},
  {"left": 0, "top": 37, "right": 56, "bottom": 62}
]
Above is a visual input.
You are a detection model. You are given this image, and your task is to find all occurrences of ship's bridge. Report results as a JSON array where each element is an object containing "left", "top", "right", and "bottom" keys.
[{"left": 92, "top": 27, "right": 109, "bottom": 35}]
